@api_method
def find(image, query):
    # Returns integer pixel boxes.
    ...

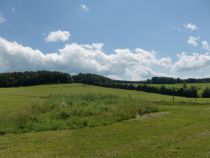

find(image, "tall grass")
[0,93,158,134]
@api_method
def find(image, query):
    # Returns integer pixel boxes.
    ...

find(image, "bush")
[202,87,210,98]
[0,131,5,135]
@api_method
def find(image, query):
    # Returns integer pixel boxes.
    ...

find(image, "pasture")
[0,83,210,157]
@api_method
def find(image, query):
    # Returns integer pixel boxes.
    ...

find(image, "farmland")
[0,83,210,157]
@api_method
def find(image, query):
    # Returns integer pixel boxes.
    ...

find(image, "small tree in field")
[189,86,198,101]
[183,82,188,89]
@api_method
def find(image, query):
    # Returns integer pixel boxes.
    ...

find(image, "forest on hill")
[0,71,210,98]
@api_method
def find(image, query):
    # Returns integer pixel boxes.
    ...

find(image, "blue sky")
[0,0,210,80]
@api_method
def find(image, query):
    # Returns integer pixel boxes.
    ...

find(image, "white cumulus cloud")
[80,4,90,12]
[46,30,70,42]
[172,52,210,72]
[187,36,199,47]
[184,23,197,31]
[202,41,210,51]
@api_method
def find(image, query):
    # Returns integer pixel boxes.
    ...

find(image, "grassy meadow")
[0,83,210,157]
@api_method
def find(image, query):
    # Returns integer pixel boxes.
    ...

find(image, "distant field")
[134,83,210,96]
[1,84,210,157]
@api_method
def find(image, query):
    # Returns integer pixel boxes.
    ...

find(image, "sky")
[0,0,210,80]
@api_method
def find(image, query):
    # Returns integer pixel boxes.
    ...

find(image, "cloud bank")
[0,37,170,80]
[0,37,210,80]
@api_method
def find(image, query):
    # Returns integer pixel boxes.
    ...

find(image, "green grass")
[0,83,210,157]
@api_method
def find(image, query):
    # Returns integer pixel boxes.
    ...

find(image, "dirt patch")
[136,111,170,120]
[197,131,210,136]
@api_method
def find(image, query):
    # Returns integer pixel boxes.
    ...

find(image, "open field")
[0,84,210,157]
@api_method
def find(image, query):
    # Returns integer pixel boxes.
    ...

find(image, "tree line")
[147,77,210,84]
[0,71,71,87]
[101,82,199,99]
[0,71,210,98]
